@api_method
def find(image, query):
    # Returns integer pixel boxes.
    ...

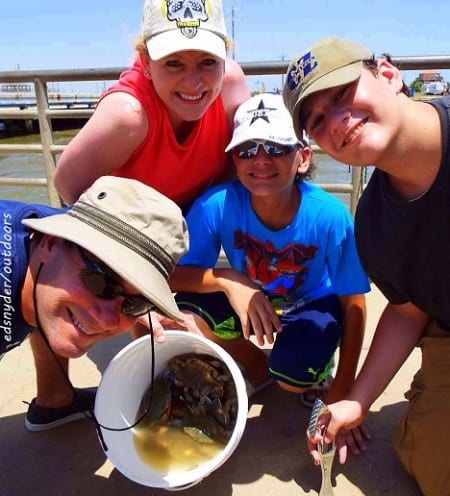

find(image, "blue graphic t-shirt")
[0,199,61,356]
[179,180,369,315]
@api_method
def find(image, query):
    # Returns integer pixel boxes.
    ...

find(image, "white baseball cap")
[142,0,228,61]
[225,93,300,152]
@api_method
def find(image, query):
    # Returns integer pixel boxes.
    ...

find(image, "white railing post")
[350,166,364,216]
[34,78,61,207]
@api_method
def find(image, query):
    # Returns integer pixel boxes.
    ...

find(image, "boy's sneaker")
[299,375,334,408]
[25,387,97,432]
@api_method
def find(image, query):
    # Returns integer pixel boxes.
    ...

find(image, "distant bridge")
[0,92,99,110]
[0,92,99,134]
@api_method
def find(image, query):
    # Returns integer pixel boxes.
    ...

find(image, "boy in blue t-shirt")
[169,93,370,431]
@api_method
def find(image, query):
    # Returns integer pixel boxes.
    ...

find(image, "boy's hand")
[307,400,370,464]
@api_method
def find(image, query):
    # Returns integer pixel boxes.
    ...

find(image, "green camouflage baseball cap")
[282,37,373,138]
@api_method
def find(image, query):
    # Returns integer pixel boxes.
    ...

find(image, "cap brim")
[225,130,262,152]
[22,215,183,322]
[225,125,271,151]
[292,61,363,139]
[147,30,226,60]
[225,122,299,152]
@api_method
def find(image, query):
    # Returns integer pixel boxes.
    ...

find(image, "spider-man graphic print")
[234,230,317,298]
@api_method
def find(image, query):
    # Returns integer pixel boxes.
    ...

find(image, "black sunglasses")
[234,140,297,159]
[75,244,154,317]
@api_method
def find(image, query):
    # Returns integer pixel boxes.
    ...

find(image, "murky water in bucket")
[94,332,248,489]
[133,353,237,473]
[134,423,224,473]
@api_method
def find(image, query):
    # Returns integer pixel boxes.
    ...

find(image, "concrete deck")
[0,284,422,496]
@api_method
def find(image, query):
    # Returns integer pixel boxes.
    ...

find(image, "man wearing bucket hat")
[0,176,188,432]
[169,94,370,434]
[283,37,450,494]
[54,0,249,208]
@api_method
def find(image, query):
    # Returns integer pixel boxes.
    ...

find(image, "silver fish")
[308,398,336,496]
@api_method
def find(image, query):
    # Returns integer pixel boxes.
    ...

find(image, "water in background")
[0,131,370,207]
[0,130,77,204]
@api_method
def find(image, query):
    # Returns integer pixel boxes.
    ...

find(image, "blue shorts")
[175,292,342,388]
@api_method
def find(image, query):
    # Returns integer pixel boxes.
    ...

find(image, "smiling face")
[25,236,142,358]
[233,142,311,200]
[147,50,224,129]
[299,60,405,167]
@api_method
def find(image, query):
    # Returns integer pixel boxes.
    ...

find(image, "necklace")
[408,187,430,202]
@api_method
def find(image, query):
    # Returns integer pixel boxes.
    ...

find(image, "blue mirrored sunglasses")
[234,140,297,159]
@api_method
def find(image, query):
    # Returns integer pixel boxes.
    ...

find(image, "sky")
[2,0,450,94]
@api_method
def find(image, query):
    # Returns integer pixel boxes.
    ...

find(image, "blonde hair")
[135,35,148,56]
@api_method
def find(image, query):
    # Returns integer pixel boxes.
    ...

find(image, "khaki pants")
[393,321,450,496]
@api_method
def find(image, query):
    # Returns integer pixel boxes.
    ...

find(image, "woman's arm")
[54,92,148,204]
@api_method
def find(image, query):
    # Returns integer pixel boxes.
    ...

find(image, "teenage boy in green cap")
[283,36,449,495]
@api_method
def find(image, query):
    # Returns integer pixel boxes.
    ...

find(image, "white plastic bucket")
[94,330,248,489]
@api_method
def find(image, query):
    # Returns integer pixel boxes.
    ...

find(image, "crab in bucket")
[137,353,238,445]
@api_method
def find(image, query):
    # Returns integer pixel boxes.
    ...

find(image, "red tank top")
[98,58,231,207]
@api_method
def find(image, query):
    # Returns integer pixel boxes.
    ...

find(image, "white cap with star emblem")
[225,93,300,152]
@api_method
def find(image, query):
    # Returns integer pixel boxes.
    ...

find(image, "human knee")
[277,381,308,394]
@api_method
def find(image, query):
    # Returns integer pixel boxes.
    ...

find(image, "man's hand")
[132,311,205,343]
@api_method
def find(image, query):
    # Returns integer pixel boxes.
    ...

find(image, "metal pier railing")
[1,55,450,211]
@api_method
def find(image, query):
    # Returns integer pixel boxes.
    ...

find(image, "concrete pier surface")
[0,284,422,496]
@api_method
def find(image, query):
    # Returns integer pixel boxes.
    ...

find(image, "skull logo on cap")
[167,0,208,38]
